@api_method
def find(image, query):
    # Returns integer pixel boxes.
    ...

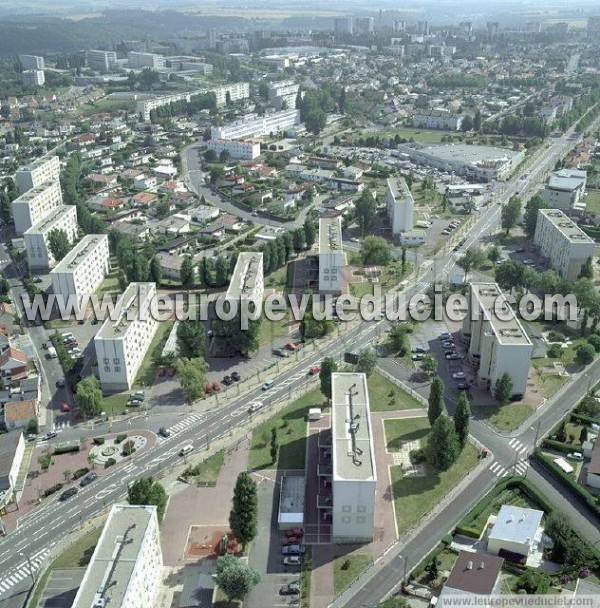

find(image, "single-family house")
[158,181,186,195]
[199,223,224,238]
[157,236,197,255]
[487,505,544,561]
[190,206,220,223]
[3,399,39,430]
[112,222,152,241]
[154,165,178,180]
[155,216,191,236]
[220,214,244,233]
[131,192,159,207]
[586,440,600,489]
[0,348,27,381]
[155,251,185,281]
[133,176,157,190]
[87,173,118,189]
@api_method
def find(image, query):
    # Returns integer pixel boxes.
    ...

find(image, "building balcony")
[317,463,332,478]
[317,494,333,509]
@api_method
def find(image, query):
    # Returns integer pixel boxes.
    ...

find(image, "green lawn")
[95,271,121,298]
[101,393,130,416]
[467,487,536,536]
[333,553,373,595]
[258,313,290,348]
[476,403,535,432]
[384,418,430,451]
[368,372,424,412]
[134,320,174,386]
[248,387,326,470]
[213,587,241,608]
[584,190,600,215]
[388,420,479,535]
[188,450,225,485]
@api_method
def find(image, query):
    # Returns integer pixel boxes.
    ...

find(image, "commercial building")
[22,70,45,87]
[533,209,595,280]
[0,433,25,512]
[24,205,79,270]
[539,169,587,212]
[487,505,544,560]
[318,216,345,295]
[385,177,414,235]
[128,51,165,69]
[463,282,533,398]
[334,17,354,35]
[397,143,523,182]
[19,55,45,70]
[210,109,301,141]
[12,180,63,235]
[86,49,118,72]
[50,234,110,299]
[226,252,264,308]
[168,56,214,74]
[16,155,61,194]
[268,79,300,111]
[94,282,159,392]
[71,504,162,608]
[412,109,463,131]
[206,139,261,161]
[136,83,250,121]
[436,551,503,608]
[331,372,377,542]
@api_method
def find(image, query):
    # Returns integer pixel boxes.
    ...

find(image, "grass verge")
[187,450,225,485]
[134,320,174,386]
[333,553,373,595]
[476,402,535,432]
[384,418,430,451]
[368,372,424,412]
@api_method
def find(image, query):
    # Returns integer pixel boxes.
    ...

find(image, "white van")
[179,444,193,456]
[308,408,322,421]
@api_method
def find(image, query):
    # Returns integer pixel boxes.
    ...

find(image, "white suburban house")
[331,372,377,543]
[487,505,544,560]
[11,180,63,235]
[533,209,596,280]
[318,216,346,295]
[50,234,110,300]
[16,155,60,194]
[71,505,162,608]
[94,283,159,392]
[463,282,533,398]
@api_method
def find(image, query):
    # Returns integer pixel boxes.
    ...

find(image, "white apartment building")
[19,55,45,70]
[136,83,250,121]
[50,234,110,299]
[86,49,118,72]
[412,109,463,131]
[463,282,533,398]
[16,155,60,194]
[268,79,299,110]
[386,177,414,235]
[207,139,261,160]
[12,180,62,235]
[128,51,165,69]
[331,373,377,542]
[94,282,159,392]
[210,109,301,141]
[24,205,79,270]
[22,70,45,87]
[540,169,587,212]
[319,216,346,295]
[533,209,595,280]
[71,505,162,608]
[226,252,264,308]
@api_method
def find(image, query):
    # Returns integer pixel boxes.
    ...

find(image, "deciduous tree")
[74,376,103,416]
[319,357,338,400]
[127,477,168,521]
[214,555,261,601]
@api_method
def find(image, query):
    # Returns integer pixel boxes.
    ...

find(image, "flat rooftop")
[538,209,594,244]
[470,282,532,346]
[489,505,544,544]
[331,373,376,482]
[0,433,21,481]
[319,216,343,254]
[405,143,521,165]
[547,169,586,192]
[12,180,58,202]
[72,504,157,608]
[278,474,305,526]
[18,155,58,172]
[52,234,108,274]
[226,252,263,299]
[96,282,155,340]
[26,204,76,235]
[387,177,412,202]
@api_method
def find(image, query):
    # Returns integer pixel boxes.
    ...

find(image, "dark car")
[411,347,426,354]
[158,427,171,438]
[222,375,233,386]
[58,487,78,501]
[231,371,241,381]
[80,472,98,487]
[282,544,306,556]
[457,383,470,391]
[280,583,301,596]
[56,378,66,388]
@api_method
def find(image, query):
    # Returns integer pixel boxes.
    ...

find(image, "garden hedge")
[53,444,80,455]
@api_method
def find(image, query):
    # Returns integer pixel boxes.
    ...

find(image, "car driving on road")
[58,487,78,501]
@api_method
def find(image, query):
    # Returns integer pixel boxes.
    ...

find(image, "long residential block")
[24,205,78,270]
[226,252,264,307]
[463,282,533,398]
[94,282,159,392]
[533,209,595,280]
[71,504,162,608]
[332,372,377,543]
[50,234,110,299]
[19,55,45,70]
[385,177,414,234]
[16,155,60,194]
[318,216,346,295]
[207,139,261,160]
[210,109,300,141]
[12,180,62,235]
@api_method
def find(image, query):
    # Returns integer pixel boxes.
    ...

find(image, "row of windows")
[341,504,367,513]
[341,515,367,524]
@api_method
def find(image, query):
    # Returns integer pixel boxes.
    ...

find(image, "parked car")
[283,556,302,567]
[285,342,298,351]
[444,349,457,356]
[282,545,306,556]
[42,431,57,440]
[273,348,290,358]
[158,427,171,438]
[280,583,301,596]
[127,398,142,407]
[452,372,466,380]
[308,366,320,375]
[281,536,301,546]
[222,376,233,386]
[132,391,145,401]
[411,353,424,361]
[26,434,37,442]
[411,347,426,354]
[56,378,66,388]
[286,528,304,537]
[231,371,241,382]
[567,452,583,461]
[58,487,78,501]
[80,472,98,487]
[446,353,461,360]
[179,445,193,457]
[457,383,470,391]
[439,332,452,340]
[442,341,454,348]
[261,380,274,391]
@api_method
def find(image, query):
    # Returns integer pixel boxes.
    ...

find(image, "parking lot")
[35,568,85,608]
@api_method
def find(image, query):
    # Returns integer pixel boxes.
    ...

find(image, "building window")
[341,516,351,524]
[115,366,121,372]
[342,505,351,513]
[104,366,110,372]
[357,505,366,513]
[356,516,366,524]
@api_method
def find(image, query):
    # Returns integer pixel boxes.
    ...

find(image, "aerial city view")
[0,1,599,607]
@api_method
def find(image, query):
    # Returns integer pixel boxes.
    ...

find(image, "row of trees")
[148,92,217,123]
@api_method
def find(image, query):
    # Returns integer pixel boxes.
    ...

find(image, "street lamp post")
[398,554,408,587]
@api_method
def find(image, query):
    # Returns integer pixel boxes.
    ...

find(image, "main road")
[0,121,597,607]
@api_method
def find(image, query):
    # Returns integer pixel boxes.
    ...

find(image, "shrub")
[547,330,564,342]
[73,467,90,480]
[43,483,63,497]
[341,558,351,570]
[93,437,105,445]
[122,440,136,456]
[54,443,80,455]
[38,454,52,470]
[410,448,426,463]
[104,457,117,468]
[547,343,563,358]
[115,433,127,444]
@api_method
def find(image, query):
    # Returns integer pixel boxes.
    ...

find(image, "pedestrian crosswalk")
[508,438,529,455]
[164,414,204,436]
[489,459,529,477]
[0,547,52,595]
